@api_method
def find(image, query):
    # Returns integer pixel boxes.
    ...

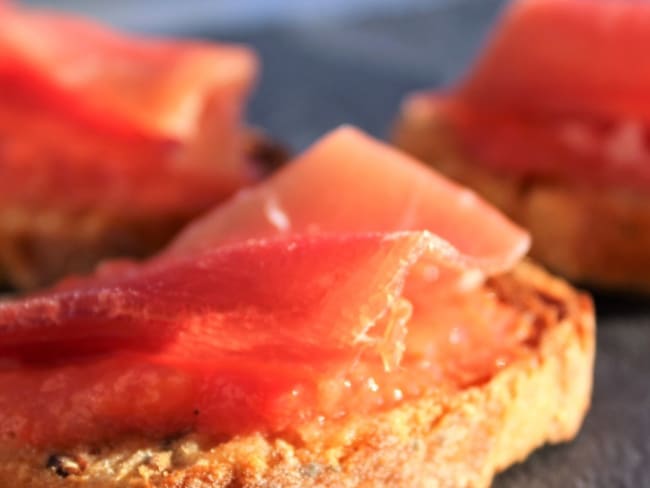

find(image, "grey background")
[22,0,650,486]
[25,0,461,32]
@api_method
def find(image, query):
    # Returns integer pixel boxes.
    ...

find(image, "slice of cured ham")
[0,3,258,214]
[168,127,529,271]
[461,0,650,122]
[410,0,650,190]
[0,128,530,447]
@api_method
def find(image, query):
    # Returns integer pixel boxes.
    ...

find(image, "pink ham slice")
[407,0,650,190]
[460,0,650,122]
[0,3,257,213]
[168,126,529,271]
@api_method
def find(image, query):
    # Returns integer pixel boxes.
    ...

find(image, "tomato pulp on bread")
[0,128,531,447]
[0,3,258,214]
[409,0,650,190]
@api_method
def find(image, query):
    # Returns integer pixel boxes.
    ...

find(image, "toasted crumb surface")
[0,131,288,291]
[394,100,650,293]
[0,262,595,488]
[0,208,190,292]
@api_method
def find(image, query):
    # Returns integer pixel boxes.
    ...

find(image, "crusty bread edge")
[0,130,288,291]
[394,97,650,293]
[0,261,594,488]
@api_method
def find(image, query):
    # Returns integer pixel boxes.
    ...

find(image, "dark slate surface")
[192,1,650,485]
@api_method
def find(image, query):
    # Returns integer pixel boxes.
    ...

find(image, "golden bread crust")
[0,261,595,487]
[0,131,288,291]
[394,99,650,292]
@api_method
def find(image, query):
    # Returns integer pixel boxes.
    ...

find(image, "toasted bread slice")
[0,261,594,488]
[0,132,287,291]
[394,99,650,292]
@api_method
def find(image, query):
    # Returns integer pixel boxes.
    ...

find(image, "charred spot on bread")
[246,131,291,175]
[46,454,85,478]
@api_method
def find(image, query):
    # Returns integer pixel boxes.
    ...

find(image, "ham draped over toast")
[0,127,533,447]
[0,2,258,214]
[404,0,650,190]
